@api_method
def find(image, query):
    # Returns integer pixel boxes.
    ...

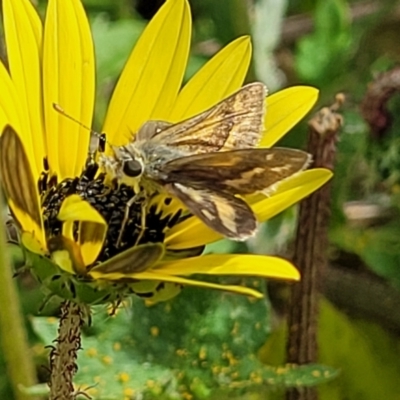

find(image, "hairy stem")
[49,301,84,400]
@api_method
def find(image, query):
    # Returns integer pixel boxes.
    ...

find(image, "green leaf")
[32,286,337,399]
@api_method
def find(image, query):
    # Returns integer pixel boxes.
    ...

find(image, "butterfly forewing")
[160,148,311,195]
[138,82,266,154]
[0,126,42,227]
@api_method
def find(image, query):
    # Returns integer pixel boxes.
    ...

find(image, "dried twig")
[361,67,400,137]
[285,95,344,400]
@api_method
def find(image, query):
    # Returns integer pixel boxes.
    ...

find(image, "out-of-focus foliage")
[296,0,353,86]
[260,300,400,400]
[32,288,337,399]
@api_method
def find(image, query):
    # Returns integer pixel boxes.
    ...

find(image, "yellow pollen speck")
[231,322,239,336]
[250,371,262,383]
[199,347,207,360]
[191,377,200,385]
[248,296,258,303]
[123,388,135,396]
[182,392,193,400]
[221,366,231,374]
[118,372,130,382]
[176,348,188,357]
[102,356,113,365]
[86,348,97,357]
[177,371,185,379]
[146,380,156,388]
[312,370,322,377]
[46,317,57,324]
[164,303,172,313]
[252,280,260,287]
[224,351,238,366]
[150,326,160,337]
[113,342,121,351]
[276,367,287,374]
[212,366,221,375]
[255,322,261,330]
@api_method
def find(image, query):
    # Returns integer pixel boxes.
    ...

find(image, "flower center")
[40,162,182,262]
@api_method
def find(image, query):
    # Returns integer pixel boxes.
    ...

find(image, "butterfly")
[0,126,267,304]
[99,82,311,242]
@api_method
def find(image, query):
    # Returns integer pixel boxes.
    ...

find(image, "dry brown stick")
[285,96,344,400]
[360,67,400,137]
[49,301,85,400]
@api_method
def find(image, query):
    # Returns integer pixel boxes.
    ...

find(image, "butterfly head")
[120,155,143,179]
[98,144,144,193]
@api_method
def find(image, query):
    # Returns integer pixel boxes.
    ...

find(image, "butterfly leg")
[116,193,139,248]
[134,200,147,246]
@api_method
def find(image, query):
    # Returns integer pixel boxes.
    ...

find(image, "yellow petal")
[154,253,300,280]
[43,0,95,179]
[252,169,333,222]
[97,270,264,298]
[21,231,47,255]
[78,221,107,266]
[7,199,45,249]
[142,282,182,304]
[62,220,74,241]
[165,169,332,249]
[129,280,183,303]
[3,0,45,175]
[48,235,86,274]
[169,36,252,121]
[165,213,220,249]
[57,195,106,266]
[261,86,319,147]
[0,63,37,177]
[102,0,191,146]
[58,195,106,225]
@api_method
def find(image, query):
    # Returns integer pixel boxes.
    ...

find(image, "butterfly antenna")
[53,103,108,158]
[52,103,102,138]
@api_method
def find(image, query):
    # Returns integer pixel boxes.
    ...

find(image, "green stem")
[0,201,39,399]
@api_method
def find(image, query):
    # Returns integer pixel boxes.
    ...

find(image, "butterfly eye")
[123,159,142,177]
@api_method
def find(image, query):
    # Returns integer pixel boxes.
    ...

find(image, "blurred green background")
[2,0,400,398]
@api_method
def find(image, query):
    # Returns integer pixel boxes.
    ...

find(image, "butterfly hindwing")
[166,183,257,240]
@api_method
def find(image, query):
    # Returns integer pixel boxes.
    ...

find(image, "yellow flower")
[0,0,332,303]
